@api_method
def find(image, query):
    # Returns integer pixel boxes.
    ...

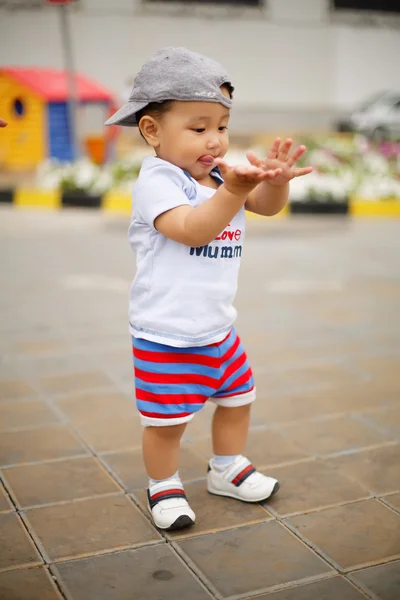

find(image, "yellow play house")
[0,67,116,170]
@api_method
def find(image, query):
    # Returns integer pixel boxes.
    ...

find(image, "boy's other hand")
[246,138,313,187]
[215,158,282,197]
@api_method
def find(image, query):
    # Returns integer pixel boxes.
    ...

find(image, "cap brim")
[105,101,148,127]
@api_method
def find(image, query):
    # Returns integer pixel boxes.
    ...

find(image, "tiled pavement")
[0,208,399,599]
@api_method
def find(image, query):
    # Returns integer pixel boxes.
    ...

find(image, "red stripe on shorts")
[139,410,192,419]
[219,351,247,387]
[225,367,253,391]
[134,367,218,387]
[220,334,240,363]
[135,387,206,405]
[133,347,221,368]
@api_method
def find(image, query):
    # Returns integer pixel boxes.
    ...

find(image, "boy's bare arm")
[154,162,280,247]
[245,182,289,217]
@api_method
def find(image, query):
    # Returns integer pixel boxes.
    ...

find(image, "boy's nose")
[206,136,220,150]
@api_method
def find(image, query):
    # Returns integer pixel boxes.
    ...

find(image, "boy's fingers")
[278,138,292,162]
[235,165,262,177]
[287,145,306,167]
[234,165,248,176]
[292,166,313,177]
[214,158,230,173]
[267,137,281,159]
[246,151,262,167]
[262,168,282,179]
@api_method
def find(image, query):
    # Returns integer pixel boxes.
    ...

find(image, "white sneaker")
[147,479,195,530]
[207,455,279,503]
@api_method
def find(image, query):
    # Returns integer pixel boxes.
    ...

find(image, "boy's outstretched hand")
[246,137,313,186]
[214,158,283,197]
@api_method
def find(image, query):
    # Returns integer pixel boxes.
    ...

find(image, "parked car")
[336,91,400,141]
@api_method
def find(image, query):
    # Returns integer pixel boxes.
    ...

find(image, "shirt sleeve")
[133,163,193,228]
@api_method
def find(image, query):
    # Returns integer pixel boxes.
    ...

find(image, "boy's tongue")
[198,155,215,167]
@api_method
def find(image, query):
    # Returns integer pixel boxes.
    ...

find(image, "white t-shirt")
[128,156,246,347]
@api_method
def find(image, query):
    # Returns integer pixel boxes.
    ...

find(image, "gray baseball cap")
[105,47,233,127]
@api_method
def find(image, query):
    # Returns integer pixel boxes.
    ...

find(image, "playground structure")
[0,67,117,170]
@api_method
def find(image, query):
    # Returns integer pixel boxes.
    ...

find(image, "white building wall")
[0,0,399,131]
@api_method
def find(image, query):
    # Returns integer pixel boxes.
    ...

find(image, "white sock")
[149,471,180,490]
[212,454,239,472]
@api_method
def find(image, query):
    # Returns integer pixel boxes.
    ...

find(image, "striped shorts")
[132,327,256,427]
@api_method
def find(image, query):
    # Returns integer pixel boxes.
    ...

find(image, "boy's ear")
[138,116,160,148]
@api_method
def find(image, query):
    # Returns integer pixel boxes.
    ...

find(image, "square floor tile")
[354,357,400,380]
[102,448,148,490]
[264,460,369,517]
[0,380,36,402]
[0,401,60,431]
[135,479,272,539]
[366,406,400,437]
[191,428,310,467]
[382,493,400,513]
[328,444,400,495]
[23,495,160,561]
[0,481,13,513]
[349,560,400,600]
[103,443,207,492]
[246,428,313,466]
[251,392,342,425]
[55,393,141,453]
[368,372,400,394]
[13,339,69,357]
[252,381,400,425]
[326,382,400,412]
[0,425,88,467]
[280,415,393,456]
[76,415,143,453]
[40,371,113,395]
[16,356,100,379]
[251,576,367,600]
[0,566,62,599]
[177,521,333,597]
[55,392,136,426]
[3,457,121,507]
[0,512,43,570]
[254,364,359,395]
[54,545,212,600]
[288,499,400,570]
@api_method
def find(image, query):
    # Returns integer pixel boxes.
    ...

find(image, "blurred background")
[1,4,400,598]
[0,0,399,207]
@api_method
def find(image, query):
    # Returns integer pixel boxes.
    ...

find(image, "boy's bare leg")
[211,404,251,455]
[142,423,187,480]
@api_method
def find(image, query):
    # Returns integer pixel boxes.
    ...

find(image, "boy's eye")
[193,128,205,133]
[219,126,228,131]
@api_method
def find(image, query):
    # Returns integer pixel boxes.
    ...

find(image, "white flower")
[357,177,400,199]
[360,152,391,176]
[308,149,340,171]
[289,172,352,201]
[91,170,114,195]
[73,159,100,189]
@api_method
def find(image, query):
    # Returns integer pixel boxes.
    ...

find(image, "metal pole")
[58,3,79,160]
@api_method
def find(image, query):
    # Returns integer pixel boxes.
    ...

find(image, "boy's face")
[142,87,230,182]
